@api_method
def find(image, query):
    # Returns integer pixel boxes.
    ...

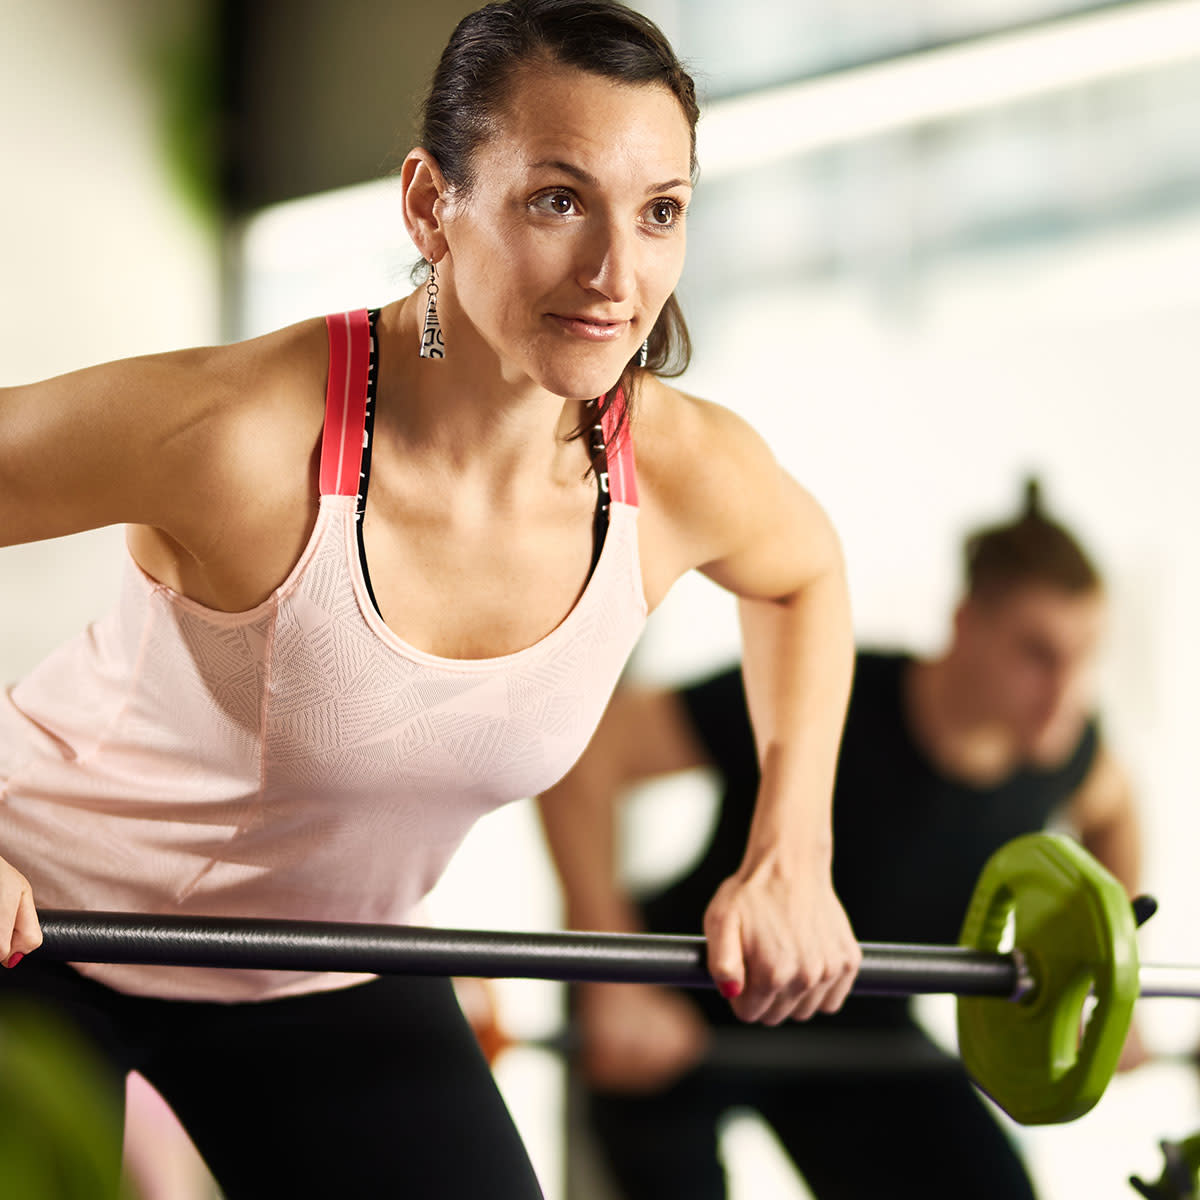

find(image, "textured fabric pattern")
[0,317,647,1002]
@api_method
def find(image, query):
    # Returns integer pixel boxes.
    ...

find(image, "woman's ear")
[401,148,451,264]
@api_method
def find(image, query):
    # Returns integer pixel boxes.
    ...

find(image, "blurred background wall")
[1,0,220,677]
[4,1,1200,1197]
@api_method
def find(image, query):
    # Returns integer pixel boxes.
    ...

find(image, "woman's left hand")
[703,851,861,1024]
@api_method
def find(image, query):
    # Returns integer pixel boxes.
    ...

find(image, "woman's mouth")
[548,314,630,343]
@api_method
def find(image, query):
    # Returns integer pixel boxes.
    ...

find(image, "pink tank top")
[0,311,647,1001]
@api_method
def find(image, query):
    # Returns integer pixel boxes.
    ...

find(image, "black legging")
[1,956,544,1199]
[582,1029,1038,1200]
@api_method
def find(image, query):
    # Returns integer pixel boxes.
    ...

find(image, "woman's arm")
[1,319,327,548]
[638,387,860,1024]
[0,350,229,967]
[1,320,327,606]
[1,348,231,548]
[0,322,324,964]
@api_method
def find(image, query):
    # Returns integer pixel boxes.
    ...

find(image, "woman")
[0,2,859,1195]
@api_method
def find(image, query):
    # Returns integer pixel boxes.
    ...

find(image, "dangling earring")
[419,263,445,359]
[638,338,649,368]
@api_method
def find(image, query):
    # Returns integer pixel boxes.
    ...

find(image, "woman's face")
[437,64,693,401]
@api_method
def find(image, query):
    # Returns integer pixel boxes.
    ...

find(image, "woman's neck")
[373,293,593,496]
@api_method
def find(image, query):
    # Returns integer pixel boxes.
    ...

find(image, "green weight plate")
[957,833,1139,1125]
[0,1000,129,1198]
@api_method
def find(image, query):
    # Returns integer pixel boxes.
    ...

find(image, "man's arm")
[1067,744,1147,1070]
[536,683,718,1091]
[1067,745,1141,896]
[537,684,711,932]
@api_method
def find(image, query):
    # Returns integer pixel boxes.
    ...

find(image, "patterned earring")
[419,263,445,359]
[638,338,649,368]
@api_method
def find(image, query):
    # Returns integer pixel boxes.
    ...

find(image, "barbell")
[29,833,1200,1126]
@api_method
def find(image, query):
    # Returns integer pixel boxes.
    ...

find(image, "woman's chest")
[257,500,645,798]
[360,505,597,659]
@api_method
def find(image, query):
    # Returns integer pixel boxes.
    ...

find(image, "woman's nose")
[578,221,636,303]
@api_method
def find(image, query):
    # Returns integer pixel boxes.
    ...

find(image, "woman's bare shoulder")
[1,316,331,547]
[4,313,328,423]
[632,376,780,511]
[155,315,329,412]
[634,378,840,604]
[630,376,791,599]
[171,315,331,463]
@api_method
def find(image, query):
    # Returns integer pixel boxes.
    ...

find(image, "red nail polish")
[3,952,24,969]
[718,981,742,1000]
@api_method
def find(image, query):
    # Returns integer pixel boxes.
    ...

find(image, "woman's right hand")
[578,982,709,1093]
[0,855,41,968]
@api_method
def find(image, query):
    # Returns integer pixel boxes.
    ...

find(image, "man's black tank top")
[641,651,1099,1029]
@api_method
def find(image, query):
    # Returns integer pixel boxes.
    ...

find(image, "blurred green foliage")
[0,999,134,1200]
[142,1,223,225]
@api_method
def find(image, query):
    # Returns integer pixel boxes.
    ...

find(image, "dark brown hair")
[964,477,1103,601]
[418,0,698,432]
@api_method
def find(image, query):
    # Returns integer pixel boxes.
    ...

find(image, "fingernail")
[3,952,24,969]
[718,981,742,999]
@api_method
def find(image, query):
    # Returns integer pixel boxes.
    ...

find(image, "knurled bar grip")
[35,910,1020,997]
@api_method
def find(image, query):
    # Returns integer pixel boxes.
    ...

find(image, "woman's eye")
[647,199,683,228]
[534,192,577,216]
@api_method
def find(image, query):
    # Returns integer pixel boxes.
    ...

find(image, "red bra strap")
[319,310,372,497]
[600,387,639,507]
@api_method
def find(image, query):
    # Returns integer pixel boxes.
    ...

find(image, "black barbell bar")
[35,909,1024,997]
[32,908,1200,1001]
